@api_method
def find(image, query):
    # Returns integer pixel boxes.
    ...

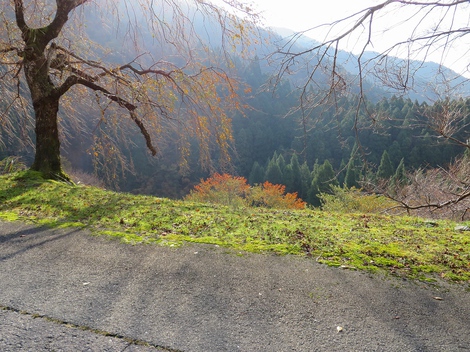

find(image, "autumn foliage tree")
[185,173,306,209]
[249,181,307,209]
[185,173,250,207]
[0,0,259,179]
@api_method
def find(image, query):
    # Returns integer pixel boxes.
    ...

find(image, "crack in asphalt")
[0,305,183,352]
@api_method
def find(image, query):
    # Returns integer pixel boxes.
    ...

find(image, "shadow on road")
[0,223,81,262]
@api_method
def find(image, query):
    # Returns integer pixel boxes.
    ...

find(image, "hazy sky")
[248,0,470,77]
[251,0,377,32]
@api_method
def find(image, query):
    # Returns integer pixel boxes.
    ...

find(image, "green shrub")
[320,186,396,213]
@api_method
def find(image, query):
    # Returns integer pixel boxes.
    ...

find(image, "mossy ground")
[1,171,469,283]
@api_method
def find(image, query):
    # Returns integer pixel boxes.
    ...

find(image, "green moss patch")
[1,172,469,282]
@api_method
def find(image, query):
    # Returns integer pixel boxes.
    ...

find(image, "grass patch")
[1,171,469,283]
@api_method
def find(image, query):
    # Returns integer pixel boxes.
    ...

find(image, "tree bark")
[14,0,80,180]
[30,96,65,178]
[21,45,68,179]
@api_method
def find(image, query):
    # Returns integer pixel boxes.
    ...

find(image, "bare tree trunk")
[22,44,67,180]
[30,96,64,178]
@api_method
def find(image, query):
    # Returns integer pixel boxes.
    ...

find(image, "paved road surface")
[0,221,469,351]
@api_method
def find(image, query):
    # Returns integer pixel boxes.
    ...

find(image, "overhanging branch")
[54,75,157,156]
[77,78,157,156]
[46,0,89,42]
[13,0,27,34]
[50,43,180,87]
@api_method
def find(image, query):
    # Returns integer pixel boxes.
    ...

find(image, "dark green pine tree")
[265,156,283,185]
[312,159,320,176]
[344,143,361,188]
[337,159,346,187]
[277,154,287,178]
[377,150,394,180]
[287,154,302,194]
[344,159,358,188]
[245,55,264,88]
[299,161,312,201]
[283,164,294,191]
[308,160,338,207]
[391,158,407,188]
[248,161,265,185]
[387,141,403,167]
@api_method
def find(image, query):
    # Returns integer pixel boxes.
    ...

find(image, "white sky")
[247,0,470,77]
[252,0,378,32]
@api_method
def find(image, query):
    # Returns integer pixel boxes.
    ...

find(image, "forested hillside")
[1,1,469,206]
[3,50,468,203]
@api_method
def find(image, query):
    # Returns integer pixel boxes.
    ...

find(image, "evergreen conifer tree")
[299,162,312,201]
[344,143,361,188]
[377,150,394,180]
[308,160,338,207]
[391,158,407,188]
[337,159,346,187]
[265,157,283,185]
[284,164,294,192]
[277,154,287,177]
[248,162,265,185]
[288,154,302,194]
[344,160,358,188]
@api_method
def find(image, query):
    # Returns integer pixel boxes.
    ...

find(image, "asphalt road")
[0,220,469,351]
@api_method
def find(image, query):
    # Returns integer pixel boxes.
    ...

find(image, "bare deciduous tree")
[0,0,259,179]
[272,0,469,216]
[273,0,469,126]
[383,154,470,220]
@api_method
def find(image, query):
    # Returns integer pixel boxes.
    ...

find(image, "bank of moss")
[1,171,469,282]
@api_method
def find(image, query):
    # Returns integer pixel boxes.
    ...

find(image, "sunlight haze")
[249,0,470,78]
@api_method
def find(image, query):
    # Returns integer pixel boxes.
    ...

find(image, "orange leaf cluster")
[186,173,249,206]
[249,181,306,209]
[186,174,306,209]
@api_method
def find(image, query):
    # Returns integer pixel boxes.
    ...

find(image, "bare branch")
[2,0,260,181]
[0,47,21,55]
[13,0,28,34]
[75,78,157,156]
[46,0,90,41]
[274,0,469,101]
[50,43,178,86]
[377,155,470,220]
